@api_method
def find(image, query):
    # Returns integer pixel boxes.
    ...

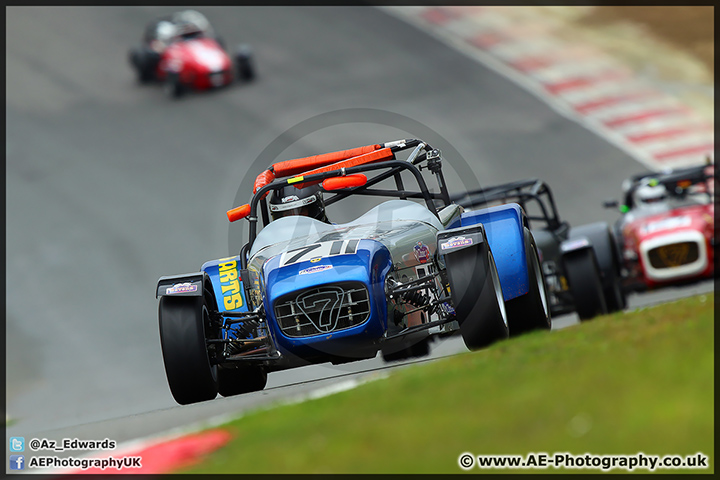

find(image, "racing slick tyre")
[164,73,186,99]
[505,228,551,336]
[603,269,627,313]
[381,346,411,362]
[599,239,627,313]
[445,244,508,350]
[158,295,218,405]
[380,337,430,362]
[572,223,627,313]
[409,336,431,358]
[218,365,267,397]
[129,47,158,84]
[563,249,608,321]
[235,45,255,81]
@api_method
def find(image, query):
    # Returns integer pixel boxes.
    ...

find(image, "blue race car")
[156,139,551,405]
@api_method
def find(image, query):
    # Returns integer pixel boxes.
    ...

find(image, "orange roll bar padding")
[227,204,251,222]
[272,144,382,177]
[293,148,395,189]
[253,169,276,194]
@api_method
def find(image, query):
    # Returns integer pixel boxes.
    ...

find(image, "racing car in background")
[603,162,715,291]
[156,138,551,404]
[452,179,626,320]
[129,10,254,98]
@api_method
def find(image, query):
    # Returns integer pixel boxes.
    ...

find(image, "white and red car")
[605,163,715,291]
[129,10,254,98]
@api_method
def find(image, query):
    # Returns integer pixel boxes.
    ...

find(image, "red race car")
[129,10,255,98]
[604,162,715,291]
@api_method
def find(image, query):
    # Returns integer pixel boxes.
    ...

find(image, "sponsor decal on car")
[218,260,243,310]
[640,216,692,235]
[166,282,198,295]
[299,265,333,275]
[561,238,590,252]
[414,241,431,264]
[440,236,473,250]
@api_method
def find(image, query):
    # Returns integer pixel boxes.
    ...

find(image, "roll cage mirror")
[322,174,367,191]
[602,199,619,209]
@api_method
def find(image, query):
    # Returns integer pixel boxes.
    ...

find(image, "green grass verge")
[183,294,714,474]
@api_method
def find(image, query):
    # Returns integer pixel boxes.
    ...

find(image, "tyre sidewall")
[456,248,509,350]
[159,295,218,404]
[563,249,608,320]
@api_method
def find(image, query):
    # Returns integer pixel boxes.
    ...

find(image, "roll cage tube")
[252,139,424,194]
[244,160,440,256]
[451,179,562,230]
[324,147,450,208]
[622,164,714,210]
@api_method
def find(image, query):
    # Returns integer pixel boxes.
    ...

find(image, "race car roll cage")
[233,139,453,269]
[218,139,462,364]
[618,163,714,211]
[450,178,562,231]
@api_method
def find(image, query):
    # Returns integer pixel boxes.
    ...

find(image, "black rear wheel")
[235,46,255,81]
[158,295,218,405]
[446,245,508,350]
[505,228,551,336]
[564,250,608,321]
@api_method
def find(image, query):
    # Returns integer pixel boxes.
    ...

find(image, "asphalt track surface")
[6,6,713,459]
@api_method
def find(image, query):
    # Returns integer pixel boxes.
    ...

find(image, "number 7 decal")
[279,240,359,266]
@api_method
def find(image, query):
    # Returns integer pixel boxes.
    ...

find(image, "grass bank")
[184,294,714,474]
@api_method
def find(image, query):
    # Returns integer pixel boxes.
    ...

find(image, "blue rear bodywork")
[448,204,529,301]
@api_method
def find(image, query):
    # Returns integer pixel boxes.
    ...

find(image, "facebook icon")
[9,455,24,470]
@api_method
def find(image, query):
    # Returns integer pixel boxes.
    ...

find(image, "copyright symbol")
[458,452,475,470]
[30,439,41,451]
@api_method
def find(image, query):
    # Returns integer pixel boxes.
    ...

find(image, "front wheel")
[235,45,255,81]
[129,46,158,84]
[602,245,627,313]
[603,273,627,313]
[218,366,267,397]
[164,73,185,98]
[564,249,608,321]
[380,337,430,363]
[505,228,551,336]
[158,295,218,405]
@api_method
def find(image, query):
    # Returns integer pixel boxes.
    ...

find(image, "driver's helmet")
[634,183,667,205]
[171,10,211,38]
[172,10,210,39]
[155,20,175,44]
[269,185,328,222]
